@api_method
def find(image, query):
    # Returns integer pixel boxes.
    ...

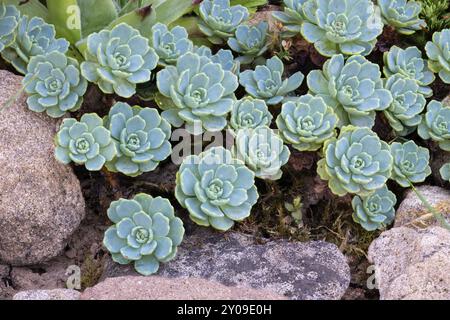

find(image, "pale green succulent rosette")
[390,141,431,187]
[195,46,240,74]
[383,74,426,136]
[440,163,450,182]
[227,22,269,64]
[229,97,273,131]
[307,54,392,128]
[156,52,238,135]
[299,0,383,57]
[198,0,249,45]
[276,94,338,151]
[55,114,117,171]
[425,29,450,84]
[383,46,435,97]
[233,127,291,180]
[23,51,87,118]
[104,102,172,177]
[272,0,307,37]
[239,56,304,105]
[379,0,426,35]
[81,23,158,98]
[352,186,397,231]
[0,4,20,53]
[151,23,193,66]
[1,16,69,74]
[317,126,393,197]
[103,194,185,276]
[175,147,259,231]
[418,100,450,151]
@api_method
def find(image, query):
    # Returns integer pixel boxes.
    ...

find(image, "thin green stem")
[410,183,450,231]
[0,75,36,114]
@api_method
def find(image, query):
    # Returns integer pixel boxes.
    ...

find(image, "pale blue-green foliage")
[352,186,397,231]
[104,102,172,177]
[383,46,435,97]
[229,97,273,131]
[227,22,269,64]
[272,0,307,37]
[0,4,19,52]
[276,94,338,151]
[1,16,69,74]
[425,29,450,84]
[317,126,393,196]
[379,0,426,35]
[103,193,185,276]
[23,51,87,118]
[233,127,290,180]
[239,56,304,105]
[151,23,193,66]
[299,0,383,57]
[175,147,258,231]
[440,163,450,182]
[390,141,431,187]
[55,114,117,171]
[383,74,426,135]
[195,46,240,74]
[308,54,392,128]
[198,0,249,44]
[81,23,158,98]
[418,100,450,151]
[156,52,238,135]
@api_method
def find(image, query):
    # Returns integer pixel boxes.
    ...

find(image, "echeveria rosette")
[300,0,383,57]
[1,16,69,74]
[352,186,397,231]
[276,94,338,151]
[440,163,450,182]
[175,147,259,231]
[233,127,290,180]
[229,97,273,131]
[195,46,240,74]
[418,100,450,151]
[55,114,117,171]
[390,141,431,187]
[103,194,185,276]
[81,23,158,98]
[425,29,450,84]
[227,22,269,64]
[383,74,426,136]
[151,23,193,66]
[0,4,19,52]
[156,52,238,135]
[198,0,249,45]
[317,126,393,197]
[104,102,172,177]
[23,51,87,118]
[378,0,426,35]
[239,56,304,105]
[383,46,435,97]
[307,54,392,128]
[272,0,307,37]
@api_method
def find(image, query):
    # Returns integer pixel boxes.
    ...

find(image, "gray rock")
[394,186,450,228]
[368,226,450,300]
[102,229,350,300]
[13,289,80,300]
[0,70,85,265]
[81,276,286,300]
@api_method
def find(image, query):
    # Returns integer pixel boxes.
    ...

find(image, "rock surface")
[13,289,80,300]
[102,229,350,300]
[81,276,286,300]
[0,70,85,265]
[368,226,450,300]
[394,186,450,228]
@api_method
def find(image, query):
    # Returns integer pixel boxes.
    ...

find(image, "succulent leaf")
[440,162,450,182]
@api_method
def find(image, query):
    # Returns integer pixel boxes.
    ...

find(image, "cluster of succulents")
[378,0,426,35]
[103,194,185,275]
